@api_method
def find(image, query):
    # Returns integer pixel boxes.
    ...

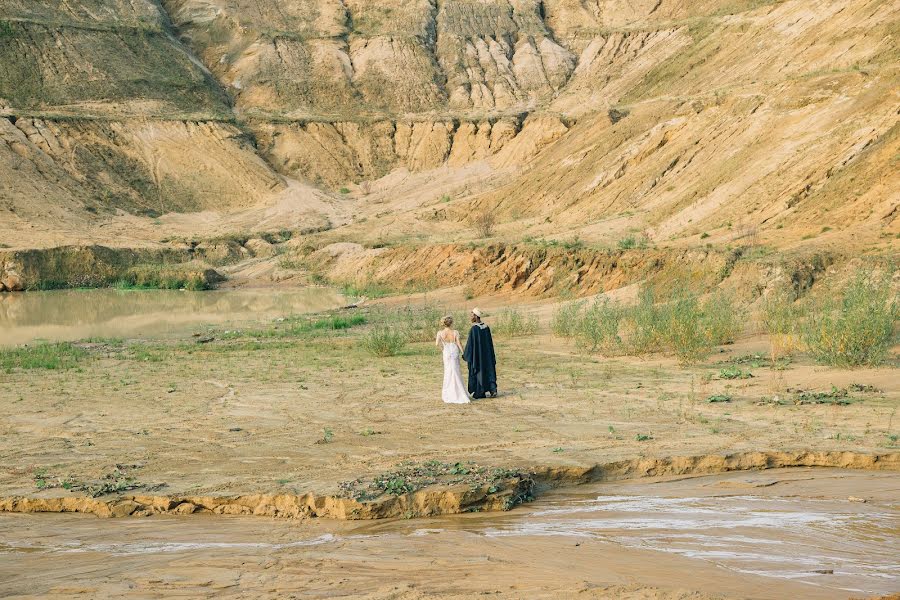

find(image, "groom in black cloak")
[462,308,497,399]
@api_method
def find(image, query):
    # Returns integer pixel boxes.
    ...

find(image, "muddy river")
[0,288,346,346]
[1,469,896,599]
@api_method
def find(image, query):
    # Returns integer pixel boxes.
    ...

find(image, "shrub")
[617,234,649,250]
[494,309,538,337]
[618,236,637,250]
[360,326,407,357]
[702,291,741,345]
[660,294,714,363]
[625,287,667,354]
[624,287,740,363]
[470,213,497,238]
[801,270,897,367]
[575,299,622,353]
[551,301,585,338]
[762,292,803,359]
[608,107,630,124]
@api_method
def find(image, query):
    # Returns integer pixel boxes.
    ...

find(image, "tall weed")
[494,309,539,337]
[801,270,897,367]
[360,326,408,357]
[762,292,803,359]
[575,299,622,353]
[551,301,585,338]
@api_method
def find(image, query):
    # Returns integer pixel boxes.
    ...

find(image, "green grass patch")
[112,264,218,291]
[223,313,368,340]
[360,325,407,357]
[1,342,87,371]
[338,460,533,507]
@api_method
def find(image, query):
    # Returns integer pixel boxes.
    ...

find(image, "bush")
[625,288,667,354]
[575,299,622,353]
[762,292,803,359]
[470,213,497,238]
[551,301,585,338]
[702,291,741,345]
[617,235,648,250]
[659,294,714,363]
[625,287,740,363]
[494,309,538,337]
[801,271,897,367]
[360,326,407,357]
[618,236,637,250]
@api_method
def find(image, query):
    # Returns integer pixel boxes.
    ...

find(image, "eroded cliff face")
[0,0,896,252]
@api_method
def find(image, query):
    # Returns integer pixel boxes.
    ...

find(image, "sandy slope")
[0,0,897,254]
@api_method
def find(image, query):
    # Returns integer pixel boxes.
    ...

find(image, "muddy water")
[0,469,896,599]
[0,287,346,346]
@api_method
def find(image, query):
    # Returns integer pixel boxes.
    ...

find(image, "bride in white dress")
[435,315,470,404]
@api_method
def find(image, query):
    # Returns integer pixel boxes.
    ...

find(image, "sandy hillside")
[0,0,896,254]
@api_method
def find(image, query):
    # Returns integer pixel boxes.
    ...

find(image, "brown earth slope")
[0,0,897,256]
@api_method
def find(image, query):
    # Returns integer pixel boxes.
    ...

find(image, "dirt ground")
[1,295,897,503]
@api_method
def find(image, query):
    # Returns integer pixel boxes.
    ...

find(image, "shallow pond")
[0,287,347,346]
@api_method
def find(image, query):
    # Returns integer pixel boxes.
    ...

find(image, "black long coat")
[463,323,497,398]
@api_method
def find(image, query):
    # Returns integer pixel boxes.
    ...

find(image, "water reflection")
[0,288,346,346]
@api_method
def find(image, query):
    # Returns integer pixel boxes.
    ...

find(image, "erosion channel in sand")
[1,468,897,599]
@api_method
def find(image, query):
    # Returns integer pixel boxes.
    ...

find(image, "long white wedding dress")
[437,330,470,404]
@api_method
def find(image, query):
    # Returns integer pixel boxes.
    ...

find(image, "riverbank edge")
[2,450,896,521]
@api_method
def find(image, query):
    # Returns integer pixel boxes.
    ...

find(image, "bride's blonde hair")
[442,315,454,327]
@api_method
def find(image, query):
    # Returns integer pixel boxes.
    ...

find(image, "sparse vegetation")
[113,267,211,291]
[222,313,367,339]
[626,289,740,363]
[551,287,742,363]
[494,309,539,337]
[551,300,585,338]
[360,325,408,357]
[618,236,638,250]
[789,385,859,406]
[800,270,897,367]
[608,106,630,124]
[574,298,622,353]
[763,291,804,360]
[338,460,533,507]
[1,343,87,371]
[719,366,752,380]
[471,212,497,238]
[707,394,732,403]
